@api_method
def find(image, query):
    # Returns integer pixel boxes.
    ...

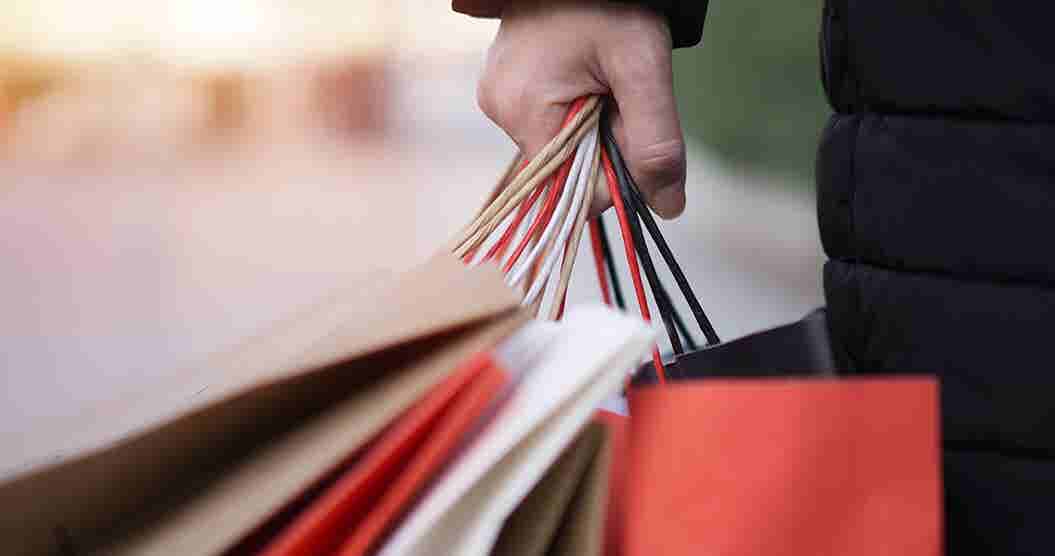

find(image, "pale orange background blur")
[1,1,823,475]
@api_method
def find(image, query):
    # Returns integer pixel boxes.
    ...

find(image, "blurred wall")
[0,1,827,475]
[674,0,829,186]
[0,0,404,164]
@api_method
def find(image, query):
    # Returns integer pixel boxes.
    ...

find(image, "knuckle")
[493,87,526,129]
[476,61,506,121]
[476,78,498,121]
[630,138,686,189]
[476,68,533,130]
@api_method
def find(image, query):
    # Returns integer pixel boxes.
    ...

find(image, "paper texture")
[440,334,643,556]
[377,306,653,556]
[0,254,520,556]
[491,423,604,556]
[624,378,941,556]
[547,422,612,556]
[593,411,629,556]
[258,354,509,556]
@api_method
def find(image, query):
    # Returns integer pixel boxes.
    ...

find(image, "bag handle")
[591,198,697,353]
[595,103,717,384]
[599,115,720,347]
[602,123,688,356]
[451,95,719,380]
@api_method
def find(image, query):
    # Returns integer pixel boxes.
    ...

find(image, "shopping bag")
[594,411,629,556]
[239,305,648,556]
[625,378,941,556]
[0,254,522,556]
[633,308,836,384]
[249,352,510,556]
[491,422,607,556]
[589,114,943,556]
[542,420,612,556]
[373,306,653,556]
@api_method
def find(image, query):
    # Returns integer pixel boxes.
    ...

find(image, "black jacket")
[817,3,1055,554]
[707,1,1055,553]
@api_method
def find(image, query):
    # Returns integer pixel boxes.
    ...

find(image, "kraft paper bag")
[374,307,652,556]
[545,421,612,556]
[249,352,511,556]
[0,254,521,556]
[594,410,629,556]
[491,423,606,556]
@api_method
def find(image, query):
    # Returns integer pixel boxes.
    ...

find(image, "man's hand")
[477,0,687,218]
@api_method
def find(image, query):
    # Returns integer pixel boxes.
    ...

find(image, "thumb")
[606,50,686,219]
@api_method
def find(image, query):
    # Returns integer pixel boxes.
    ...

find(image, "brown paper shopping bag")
[492,423,609,556]
[541,422,612,556]
[0,254,521,556]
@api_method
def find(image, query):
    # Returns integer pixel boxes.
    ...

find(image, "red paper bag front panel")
[624,378,941,556]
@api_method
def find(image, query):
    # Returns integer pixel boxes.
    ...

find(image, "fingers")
[476,0,686,220]
[604,36,686,219]
[478,11,605,160]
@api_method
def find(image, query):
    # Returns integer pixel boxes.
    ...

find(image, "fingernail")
[650,185,686,219]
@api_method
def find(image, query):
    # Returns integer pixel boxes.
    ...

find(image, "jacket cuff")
[452,1,707,48]
[451,0,503,18]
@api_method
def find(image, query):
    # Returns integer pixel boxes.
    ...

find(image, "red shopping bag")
[622,378,941,556]
[588,115,942,556]
[257,352,509,556]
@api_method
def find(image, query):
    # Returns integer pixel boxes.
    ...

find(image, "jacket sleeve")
[451,1,707,48]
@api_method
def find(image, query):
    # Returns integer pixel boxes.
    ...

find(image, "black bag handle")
[602,126,688,355]
[593,217,628,311]
[600,112,721,349]
[596,204,695,353]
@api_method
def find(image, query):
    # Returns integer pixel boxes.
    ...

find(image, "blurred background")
[1,1,828,473]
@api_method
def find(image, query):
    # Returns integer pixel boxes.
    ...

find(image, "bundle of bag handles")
[450,96,720,383]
